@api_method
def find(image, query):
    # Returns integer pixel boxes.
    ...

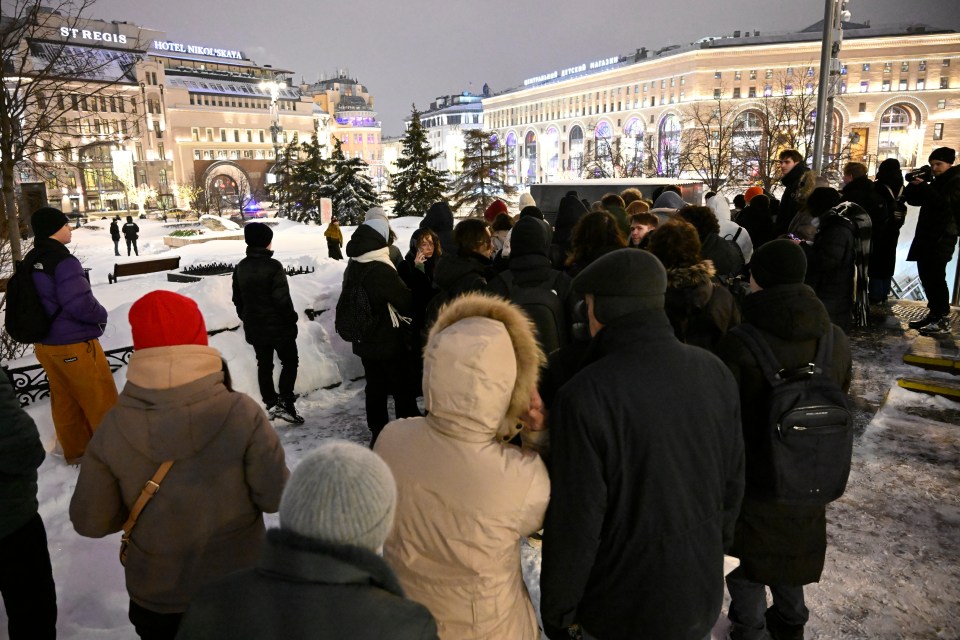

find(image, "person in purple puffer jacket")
[28,207,118,465]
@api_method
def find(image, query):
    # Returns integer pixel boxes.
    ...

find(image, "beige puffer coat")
[375,293,550,640]
[70,345,288,613]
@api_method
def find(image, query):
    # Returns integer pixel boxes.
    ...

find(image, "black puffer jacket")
[775,163,809,236]
[804,211,856,330]
[232,247,299,345]
[664,260,740,352]
[906,165,960,264]
[0,374,46,540]
[541,310,744,640]
[343,225,413,361]
[871,180,906,281]
[177,529,439,640]
[715,283,851,585]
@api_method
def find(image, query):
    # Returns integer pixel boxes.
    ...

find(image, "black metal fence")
[2,346,134,408]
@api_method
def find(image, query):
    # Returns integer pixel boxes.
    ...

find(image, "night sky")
[89,0,960,135]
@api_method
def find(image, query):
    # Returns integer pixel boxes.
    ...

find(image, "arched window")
[623,118,645,176]
[878,104,918,166]
[732,110,765,181]
[523,131,537,184]
[505,132,519,184]
[545,126,560,178]
[658,114,682,177]
[569,125,584,173]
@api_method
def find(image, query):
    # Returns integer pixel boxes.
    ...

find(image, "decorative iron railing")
[3,346,134,408]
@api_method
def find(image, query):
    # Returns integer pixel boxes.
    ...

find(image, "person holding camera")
[905,147,960,334]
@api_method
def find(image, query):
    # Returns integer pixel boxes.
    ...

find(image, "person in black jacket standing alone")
[774,150,810,236]
[716,240,851,640]
[905,147,960,334]
[233,222,303,423]
[109,216,121,256]
[122,215,140,256]
[540,249,744,640]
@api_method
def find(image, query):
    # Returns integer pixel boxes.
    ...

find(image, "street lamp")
[259,77,287,165]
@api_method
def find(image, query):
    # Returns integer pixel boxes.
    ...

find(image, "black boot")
[765,608,804,640]
[908,312,942,330]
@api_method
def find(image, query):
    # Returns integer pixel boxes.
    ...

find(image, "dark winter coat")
[122,221,140,240]
[843,176,888,275]
[906,165,960,264]
[232,247,299,346]
[775,163,809,235]
[550,195,588,268]
[109,220,121,241]
[664,260,740,351]
[397,230,440,358]
[715,283,851,586]
[803,211,857,330]
[700,231,745,278]
[343,224,414,361]
[0,373,46,540]
[176,529,439,640]
[541,309,745,640]
[871,180,907,281]
[30,237,108,345]
[420,202,455,256]
[431,252,495,303]
[735,202,776,249]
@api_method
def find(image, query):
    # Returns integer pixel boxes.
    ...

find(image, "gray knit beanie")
[279,440,397,550]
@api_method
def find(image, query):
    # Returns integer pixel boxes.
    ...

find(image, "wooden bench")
[108,256,181,284]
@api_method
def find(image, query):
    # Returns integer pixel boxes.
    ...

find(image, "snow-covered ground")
[1,215,958,639]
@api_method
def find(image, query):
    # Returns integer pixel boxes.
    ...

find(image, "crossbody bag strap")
[121,460,174,542]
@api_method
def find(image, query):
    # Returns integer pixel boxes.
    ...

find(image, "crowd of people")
[1,146,957,640]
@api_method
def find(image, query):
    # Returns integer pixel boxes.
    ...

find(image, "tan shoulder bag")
[120,461,174,566]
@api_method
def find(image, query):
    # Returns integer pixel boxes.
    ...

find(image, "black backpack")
[730,324,853,506]
[335,267,373,343]
[499,270,569,355]
[4,254,60,344]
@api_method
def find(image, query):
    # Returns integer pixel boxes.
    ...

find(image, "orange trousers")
[34,339,119,462]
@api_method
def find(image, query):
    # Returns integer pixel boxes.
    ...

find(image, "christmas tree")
[289,133,334,223]
[449,129,516,217]
[389,104,449,216]
[330,138,380,225]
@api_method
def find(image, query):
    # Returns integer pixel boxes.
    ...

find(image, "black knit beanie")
[751,239,807,289]
[244,222,273,248]
[929,147,956,165]
[31,207,70,239]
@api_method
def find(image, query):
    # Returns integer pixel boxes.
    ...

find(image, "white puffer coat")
[375,293,549,640]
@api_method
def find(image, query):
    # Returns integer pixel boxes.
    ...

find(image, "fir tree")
[449,129,516,217]
[269,135,301,219]
[389,104,449,216]
[288,133,334,223]
[330,138,380,225]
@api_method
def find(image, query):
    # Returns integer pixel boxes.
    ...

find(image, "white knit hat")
[279,440,397,550]
[518,192,536,209]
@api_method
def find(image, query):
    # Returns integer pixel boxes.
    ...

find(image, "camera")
[905,165,933,183]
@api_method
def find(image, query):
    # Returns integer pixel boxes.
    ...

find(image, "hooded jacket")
[375,294,549,640]
[343,224,414,361]
[232,246,299,345]
[716,283,851,585]
[664,260,740,351]
[69,345,288,613]
[540,308,744,640]
[709,195,754,263]
[420,202,456,256]
[176,529,439,640]
[30,237,108,345]
[650,191,686,225]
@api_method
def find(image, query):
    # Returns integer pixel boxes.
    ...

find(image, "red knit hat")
[129,291,208,350]
[483,199,508,222]
[744,186,764,203]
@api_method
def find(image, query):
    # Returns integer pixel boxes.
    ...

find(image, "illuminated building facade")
[482,23,960,185]
[410,91,485,176]
[302,73,384,191]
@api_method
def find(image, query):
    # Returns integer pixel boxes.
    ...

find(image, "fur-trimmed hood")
[665,260,717,309]
[424,293,545,443]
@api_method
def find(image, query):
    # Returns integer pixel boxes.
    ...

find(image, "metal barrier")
[3,346,134,408]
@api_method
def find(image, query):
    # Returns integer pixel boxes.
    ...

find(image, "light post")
[812,0,849,172]
[259,77,286,165]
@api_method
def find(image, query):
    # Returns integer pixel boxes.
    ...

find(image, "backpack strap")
[729,324,784,385]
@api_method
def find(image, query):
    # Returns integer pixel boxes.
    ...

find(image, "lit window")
[933,123,944,140]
